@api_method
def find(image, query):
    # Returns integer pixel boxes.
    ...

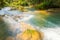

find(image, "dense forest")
[0,0,60,10]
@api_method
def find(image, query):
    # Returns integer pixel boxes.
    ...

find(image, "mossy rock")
[0,17,9,40]
[17,29,44,40]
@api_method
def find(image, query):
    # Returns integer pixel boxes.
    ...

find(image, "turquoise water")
[0,7,60,40]
[1,7,60,28]
[28,12,60,28]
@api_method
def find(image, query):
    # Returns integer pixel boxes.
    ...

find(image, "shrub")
[35,2,52,10]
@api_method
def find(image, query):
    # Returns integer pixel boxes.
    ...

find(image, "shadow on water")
[46,11,60,26]
[0,16,10,40]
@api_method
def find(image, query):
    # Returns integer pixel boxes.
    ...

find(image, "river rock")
[16,29,44,40]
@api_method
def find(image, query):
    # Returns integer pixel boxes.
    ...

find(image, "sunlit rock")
[16,29,44,40]
[34,10,50,16]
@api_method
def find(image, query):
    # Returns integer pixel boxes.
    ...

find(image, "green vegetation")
[0,0,60,10]
[27,0,60,9]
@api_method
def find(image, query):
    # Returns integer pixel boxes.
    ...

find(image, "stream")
[0,7,60,40]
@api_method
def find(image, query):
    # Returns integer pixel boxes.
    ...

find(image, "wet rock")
[16,29,44,40]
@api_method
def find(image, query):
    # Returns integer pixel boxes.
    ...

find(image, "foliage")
[0,0,5,9]
[0,0,60,10]
[26,0,42,5]
[34,0,60,10]
[0,0,28,9]
[35,2,51,9]
[4,0,26,7]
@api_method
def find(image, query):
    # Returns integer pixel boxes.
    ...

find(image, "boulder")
[16,29,44,40]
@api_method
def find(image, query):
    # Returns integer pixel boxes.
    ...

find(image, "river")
[0,7,60,40]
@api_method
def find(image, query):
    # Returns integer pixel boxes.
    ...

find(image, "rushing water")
[0,7,60,40]
[28,11,60,40]
[28,12,60,28]
[0,7,35,40]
